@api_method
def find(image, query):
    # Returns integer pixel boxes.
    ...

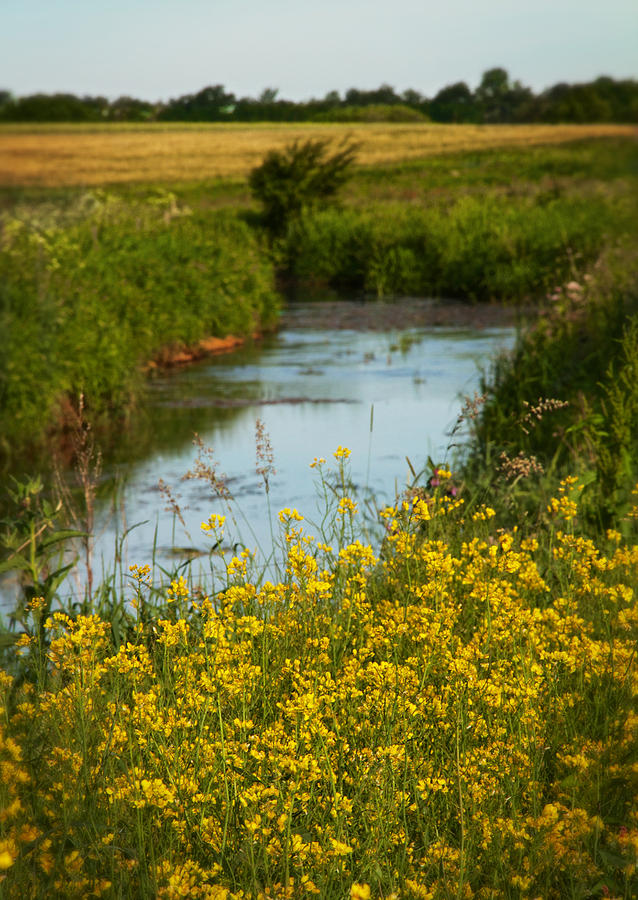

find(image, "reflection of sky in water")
[97,323,513,589]
[1,319,515,609]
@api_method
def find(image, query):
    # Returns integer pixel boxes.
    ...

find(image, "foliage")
[463,246,638,531]
[280,190,629,300]
[156,85,236,122]
[249,138,358,239]
[312,104,428,123]
[474,67,534,123]
[0,451,637,898]
[1,71,637,123]
[0,476,84,675]
[0,191,280,460]
[429,82,478,123]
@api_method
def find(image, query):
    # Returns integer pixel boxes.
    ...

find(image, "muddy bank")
[145,333,262,371]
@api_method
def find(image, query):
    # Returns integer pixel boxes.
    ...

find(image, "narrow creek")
[2,299,518,609]
[86,299,516,594]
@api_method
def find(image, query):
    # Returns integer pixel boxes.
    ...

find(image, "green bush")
[249,138,357,239]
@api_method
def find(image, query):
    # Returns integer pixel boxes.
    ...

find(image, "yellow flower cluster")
[202,513,226,533]
[0,466,637,898]
[547,475,583,522]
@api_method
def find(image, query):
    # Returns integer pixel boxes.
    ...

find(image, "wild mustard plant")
[0,451,636,898]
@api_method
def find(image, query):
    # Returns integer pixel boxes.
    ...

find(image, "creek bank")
[144,332,263,371]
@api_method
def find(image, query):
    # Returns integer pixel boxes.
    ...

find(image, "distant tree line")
[1,68,636,124]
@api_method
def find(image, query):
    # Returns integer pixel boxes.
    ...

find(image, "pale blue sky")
[2,0,636,101]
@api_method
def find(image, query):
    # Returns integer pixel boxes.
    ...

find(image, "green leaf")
[42,561,76,596]
[40,529,88,549]
[0,556,32,575]
[0,631,20,650]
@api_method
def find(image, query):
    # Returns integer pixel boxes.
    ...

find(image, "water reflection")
[87,309,514,592]
[0,304,515,609]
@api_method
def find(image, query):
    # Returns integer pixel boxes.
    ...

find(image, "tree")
[158,85,236,121]
[402,88,424,107]
[475,68,532,123]
[323,90,342,106]
[0,92,107,121]
[249,138,358,239]
[430,81,477,122]
[345,84,401,106]
[108,95,155,121]
[258,87,279,104]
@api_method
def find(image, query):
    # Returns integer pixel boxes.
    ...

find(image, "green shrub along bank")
[462,245,638,531]
[279,190,632,300]
[0,191,280,462]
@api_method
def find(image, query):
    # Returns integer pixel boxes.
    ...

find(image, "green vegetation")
[280,192,623,300]
[275,137,637,299]
[313,103,428,122]
[0,191,279,460]
[1,131,638,898]
[464,244,638,531]
[1,134,636,466]
[0,443,637,897]
[1,68,637,123]
[249,138,358,239]
[343,136,638,200]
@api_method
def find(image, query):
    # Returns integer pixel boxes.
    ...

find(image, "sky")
[2,0,637,103]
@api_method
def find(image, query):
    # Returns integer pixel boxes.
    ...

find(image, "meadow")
[0,122,634,186]
[1,126,638,898]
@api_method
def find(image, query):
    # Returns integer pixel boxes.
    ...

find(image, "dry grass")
[0,122,635,186]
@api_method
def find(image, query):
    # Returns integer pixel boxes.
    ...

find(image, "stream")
[89,300,515,593]
[2,299,517,608]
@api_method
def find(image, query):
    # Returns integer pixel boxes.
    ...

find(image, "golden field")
[0,121,635,186]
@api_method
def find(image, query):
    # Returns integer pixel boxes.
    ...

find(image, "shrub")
[248,138,358,239]
[282,193,618,300]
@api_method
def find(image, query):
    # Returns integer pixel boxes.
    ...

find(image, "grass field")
[0,122,635,186]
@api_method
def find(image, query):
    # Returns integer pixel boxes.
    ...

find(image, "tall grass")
[464,245,638,530]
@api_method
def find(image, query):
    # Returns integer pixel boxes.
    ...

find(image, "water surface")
[85,301,514,591]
